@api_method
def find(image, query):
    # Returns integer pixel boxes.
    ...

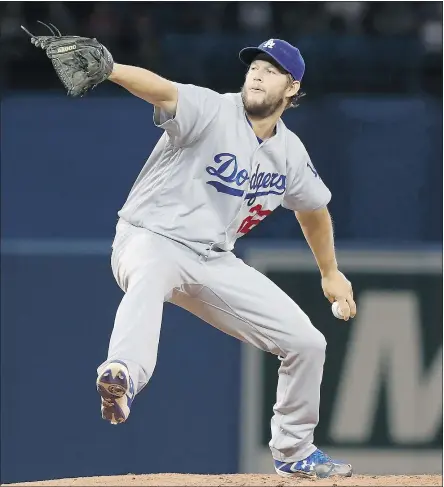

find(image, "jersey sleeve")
[282,138,331,212]
[153,83,221,147]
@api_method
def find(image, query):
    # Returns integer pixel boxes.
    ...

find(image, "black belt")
[212,246,225,252]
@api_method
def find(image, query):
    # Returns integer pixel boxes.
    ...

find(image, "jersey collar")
[245,113,279,145]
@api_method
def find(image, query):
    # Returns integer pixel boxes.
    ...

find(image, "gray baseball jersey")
[118,83,331,255]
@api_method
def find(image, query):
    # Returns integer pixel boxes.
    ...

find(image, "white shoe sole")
[96,362,132,424]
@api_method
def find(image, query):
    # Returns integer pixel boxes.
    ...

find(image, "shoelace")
[308,450,333,464]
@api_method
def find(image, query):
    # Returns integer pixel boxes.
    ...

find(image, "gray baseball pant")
[98,220,326,462]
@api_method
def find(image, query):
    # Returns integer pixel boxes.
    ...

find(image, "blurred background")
[1,1,442,484]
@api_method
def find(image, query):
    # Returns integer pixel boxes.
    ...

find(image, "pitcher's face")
[242,59,298,117]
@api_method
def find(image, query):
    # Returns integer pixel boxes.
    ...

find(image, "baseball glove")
[21,21,114,97]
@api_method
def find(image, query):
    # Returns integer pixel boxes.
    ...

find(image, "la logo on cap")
[262,39,275,49]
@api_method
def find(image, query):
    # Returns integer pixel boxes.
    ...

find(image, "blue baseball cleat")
[274,448,353,478]
[96,360,135,424]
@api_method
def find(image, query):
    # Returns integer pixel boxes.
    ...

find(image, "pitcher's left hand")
[321,270,356,321]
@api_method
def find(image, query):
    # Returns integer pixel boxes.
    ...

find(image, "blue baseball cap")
[239,38,305,82]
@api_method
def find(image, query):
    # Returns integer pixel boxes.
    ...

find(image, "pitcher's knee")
[281,319,326,358]
[311,328,327,354]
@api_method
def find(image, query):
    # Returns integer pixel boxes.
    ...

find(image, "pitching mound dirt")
[3,474,442,486]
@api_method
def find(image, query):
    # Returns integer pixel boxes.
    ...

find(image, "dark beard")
[241,87,284,118]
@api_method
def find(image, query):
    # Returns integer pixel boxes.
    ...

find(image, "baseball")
[331,301,344,319]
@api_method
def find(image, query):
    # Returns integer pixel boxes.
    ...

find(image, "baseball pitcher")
[25,25,357,479]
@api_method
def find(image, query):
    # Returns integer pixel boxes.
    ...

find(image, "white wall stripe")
[245,248,442,274]
[1,239,441,263]
[1,239,112,256]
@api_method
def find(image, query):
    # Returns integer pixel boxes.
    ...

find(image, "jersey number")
[237,204,272,234]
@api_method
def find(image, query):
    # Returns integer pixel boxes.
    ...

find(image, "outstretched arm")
[109,63,178,114]
[295,207,356,320]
